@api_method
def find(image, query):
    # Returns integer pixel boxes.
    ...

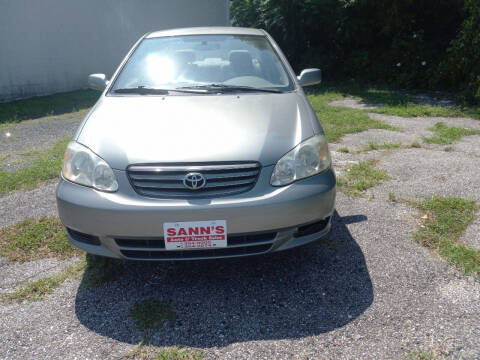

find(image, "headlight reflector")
[62,141,118,192]
[271,134,331,186]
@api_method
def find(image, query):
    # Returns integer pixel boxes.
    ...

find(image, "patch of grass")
[0,216,80,263]
[1,254,124,303]
[125,345,204,360]
[414,196,479,276]
[388,192,397,202]
[361,142,402,152]
[348,88,412,107]
[337,160,391,197]
[407,349,445,360]
[0,136,69,194]
[0,89,100,124]
[0,121,16,134]
[81,254,123,288]
[370,104,475,118]
[310,83,480,119]
[336,85,480,119]
[337,147,350,153]
[408,141,422,148]
[128,298,177,337]
[154,347,204,360]
[0,254,122,302]
[307,90,398,142]
[1,260,86,303]
[423,122,479,145]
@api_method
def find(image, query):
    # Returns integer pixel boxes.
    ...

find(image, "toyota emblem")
[183,172,206,190]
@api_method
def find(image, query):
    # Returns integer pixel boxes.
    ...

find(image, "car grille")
[127,162,261,198]
[114,231,276,260]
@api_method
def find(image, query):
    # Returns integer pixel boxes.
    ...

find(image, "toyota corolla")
[56,27,336,260]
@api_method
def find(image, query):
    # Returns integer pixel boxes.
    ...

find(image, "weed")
[0,136,70,194]
[0,216,80,263]
[361,142,402,152]
[81,254,124,288]
[414,196,479,276]
[1,260,85,303]
[337,160,391,197]
[125,345,204,360]
[408,141,422,148]
[423,122,479,145]
[389,192,397,202]
[128,298,177,337]
[307,90,398,142]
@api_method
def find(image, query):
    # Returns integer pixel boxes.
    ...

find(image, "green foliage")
[439,0,480,103]
[231,0,479,104]
[231,0,341,68]
[340,0,463,88]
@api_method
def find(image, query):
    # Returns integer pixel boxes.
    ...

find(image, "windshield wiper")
[177,84,283,93]
[113,86,169,95]
[113,86,208,95]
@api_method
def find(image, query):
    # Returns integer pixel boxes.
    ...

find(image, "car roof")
[146,27,266,38]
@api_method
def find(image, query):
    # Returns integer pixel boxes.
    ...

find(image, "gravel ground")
[0,257,79,294]
[0,107,479,359]
[329,98,381,110]
[1,197,478,360]
[371,147,480,201]
[461,218,480,250]
[329,112,480,153]
[0,180,58,228]
[0,180,60,284]
[0,110,85,171]
[329,95,456,109]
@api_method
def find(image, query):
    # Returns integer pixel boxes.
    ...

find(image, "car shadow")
[74,210,373,347]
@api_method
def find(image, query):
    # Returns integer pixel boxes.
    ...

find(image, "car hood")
[77,92,318,170]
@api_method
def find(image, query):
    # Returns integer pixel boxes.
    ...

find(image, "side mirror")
[88,74,109,91]
[297,68,321,87]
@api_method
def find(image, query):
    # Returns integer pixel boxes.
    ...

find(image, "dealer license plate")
[163,220,227,250]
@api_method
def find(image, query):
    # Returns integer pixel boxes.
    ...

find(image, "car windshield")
[110,34,294,93]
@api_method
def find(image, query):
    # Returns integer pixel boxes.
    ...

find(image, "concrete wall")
[0,0,230,101]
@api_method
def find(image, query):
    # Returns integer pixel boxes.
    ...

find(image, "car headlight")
[62,141,118,192]
[271,134,331,186]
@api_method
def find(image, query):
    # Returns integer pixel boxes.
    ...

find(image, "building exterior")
[0,0,230,101]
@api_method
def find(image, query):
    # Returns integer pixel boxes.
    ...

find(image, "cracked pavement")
[0,105,479,359]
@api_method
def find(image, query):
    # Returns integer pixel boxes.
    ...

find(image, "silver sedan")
[56,27,336,260]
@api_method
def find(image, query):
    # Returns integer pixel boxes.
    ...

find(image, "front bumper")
[56,166,336,260]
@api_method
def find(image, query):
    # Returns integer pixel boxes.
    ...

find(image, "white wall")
[0,0,230,101]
